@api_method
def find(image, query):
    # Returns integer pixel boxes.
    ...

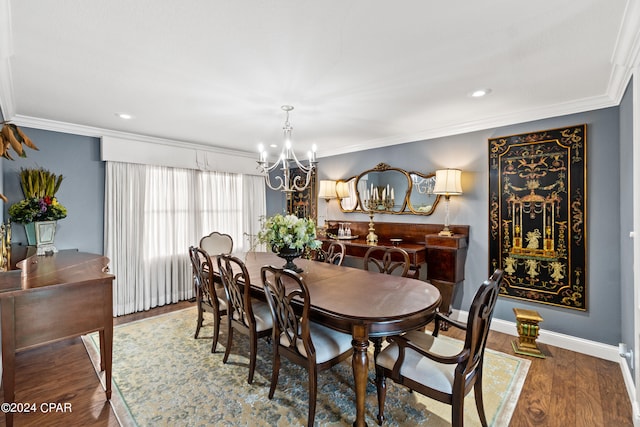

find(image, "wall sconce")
[433,169,462,236]
[317,180,337,227]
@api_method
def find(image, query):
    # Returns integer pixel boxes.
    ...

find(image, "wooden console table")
[322,220,468,318]
[0,250,115,427]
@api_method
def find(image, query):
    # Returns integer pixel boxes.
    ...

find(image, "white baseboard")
[451,308,639,423]
[619,357,640,426]
[450,308,620,361]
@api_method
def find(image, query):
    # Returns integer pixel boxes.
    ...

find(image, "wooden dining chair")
[314,241,346,266]
[216,254,273,384]
[188,246,227,353]
[363,246,412,358]
[199,231,233,256]
[260,265,353,427]
[363,246,411,277]
[374,269,504,427]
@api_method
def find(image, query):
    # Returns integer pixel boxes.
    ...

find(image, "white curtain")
[104,161,265,316]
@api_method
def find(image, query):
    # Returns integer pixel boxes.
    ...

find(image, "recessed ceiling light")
[269,144,278,148]
[470,89,492,98]
[115,112,134,119]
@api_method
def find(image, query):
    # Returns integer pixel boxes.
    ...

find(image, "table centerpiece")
[257,213,321,273]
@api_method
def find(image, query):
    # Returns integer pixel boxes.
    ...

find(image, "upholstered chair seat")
[376,329,463,394]
[232,298,273,332]
[278,322,353,364]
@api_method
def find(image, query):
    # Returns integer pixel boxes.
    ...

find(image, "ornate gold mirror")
[407,172,438,214]
[337,163,440,215]
[337,177,358,212]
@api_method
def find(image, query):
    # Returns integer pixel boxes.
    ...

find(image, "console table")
[0,250,115,427]
[322,220,468,318]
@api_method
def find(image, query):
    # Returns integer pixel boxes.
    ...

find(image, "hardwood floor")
[0,301,633,426]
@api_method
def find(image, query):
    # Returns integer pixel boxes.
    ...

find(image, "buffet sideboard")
[0,249,115,427]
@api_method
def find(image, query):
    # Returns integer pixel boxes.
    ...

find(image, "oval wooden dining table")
[241,252,441,427]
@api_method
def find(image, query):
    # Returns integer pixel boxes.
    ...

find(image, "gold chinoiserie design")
[511,307,545,358]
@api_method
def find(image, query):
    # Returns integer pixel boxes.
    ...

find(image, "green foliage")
[9,168,67,224]
[19,167,63,198]
[257,214,321,252]
[8,197,67,224]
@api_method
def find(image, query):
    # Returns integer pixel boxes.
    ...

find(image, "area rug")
[83,308,529,426]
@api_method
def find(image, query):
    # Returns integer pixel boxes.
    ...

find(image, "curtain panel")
[105,161,265,316]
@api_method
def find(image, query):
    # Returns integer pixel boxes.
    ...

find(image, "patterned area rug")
[83,308,529,426]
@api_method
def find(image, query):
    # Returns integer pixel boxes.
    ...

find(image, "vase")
[274,246,304,273]
[24,220,58,255]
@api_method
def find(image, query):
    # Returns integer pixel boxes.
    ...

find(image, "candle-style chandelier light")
[257,105,317,193]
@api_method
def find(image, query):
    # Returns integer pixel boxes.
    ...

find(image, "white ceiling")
[0,1,638,160]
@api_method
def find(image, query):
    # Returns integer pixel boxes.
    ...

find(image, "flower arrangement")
[8,167,67,224]
[257,213,321,252]
[8,197,67,224]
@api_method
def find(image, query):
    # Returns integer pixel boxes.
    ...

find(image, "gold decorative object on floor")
[512,308,546,358]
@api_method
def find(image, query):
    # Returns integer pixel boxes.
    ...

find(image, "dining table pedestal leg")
[351,324,369,427]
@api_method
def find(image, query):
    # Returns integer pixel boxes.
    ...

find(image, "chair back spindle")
[364,246,411,277]
[316,241,346,266]
[458,269,503,377]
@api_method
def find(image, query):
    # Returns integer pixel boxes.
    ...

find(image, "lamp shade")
[335,181,351,199]
[433,169,463,195]
[318,180,337,199]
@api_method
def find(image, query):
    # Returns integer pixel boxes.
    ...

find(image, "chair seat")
[280,322,353,364]
[377,330,463,395]
[231,298,273,332]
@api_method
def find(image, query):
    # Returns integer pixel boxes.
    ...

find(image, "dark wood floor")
[0,301,633,426]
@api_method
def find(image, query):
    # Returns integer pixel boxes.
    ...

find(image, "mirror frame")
[337,163,441,215]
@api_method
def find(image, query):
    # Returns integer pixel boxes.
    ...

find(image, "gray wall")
[620,78,635,375]
[1,127,104,255]
[292,106,624,345]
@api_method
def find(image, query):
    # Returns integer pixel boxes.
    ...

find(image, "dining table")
[240,251,441,427]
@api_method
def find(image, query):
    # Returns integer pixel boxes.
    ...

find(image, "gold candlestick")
[365,198,378,245]
[366,211,378,244]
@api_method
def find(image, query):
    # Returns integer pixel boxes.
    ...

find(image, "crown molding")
[608,0,640,103]
[10,114,255,159]
[0,0,15,119]
[7,90,620,160]
[326,93,620,158]
[611,0,640,68]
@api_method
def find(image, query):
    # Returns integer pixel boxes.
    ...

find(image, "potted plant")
[8,167,67,253]
[257,213,321,272]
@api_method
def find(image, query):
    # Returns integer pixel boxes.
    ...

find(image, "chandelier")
[257,105,317,193]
